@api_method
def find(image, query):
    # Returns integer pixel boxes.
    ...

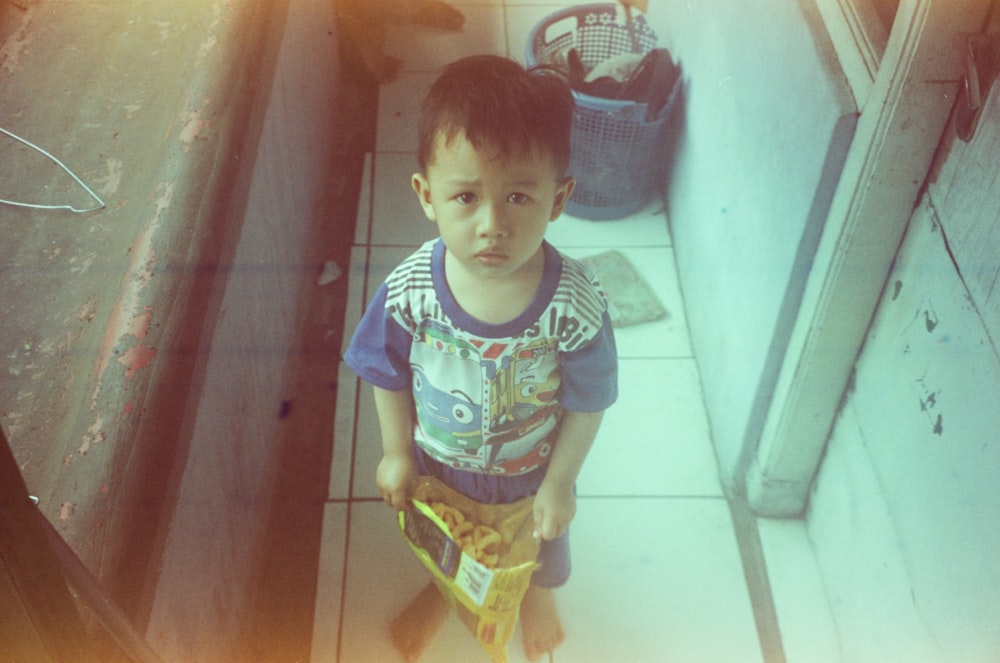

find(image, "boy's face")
[412,130,574,283]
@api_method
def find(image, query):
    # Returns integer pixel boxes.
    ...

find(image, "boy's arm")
[373,386,419,510]
[533,409,605,540]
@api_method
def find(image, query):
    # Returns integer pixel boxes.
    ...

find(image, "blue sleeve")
[558,310,618,412]
[343,283,413,391]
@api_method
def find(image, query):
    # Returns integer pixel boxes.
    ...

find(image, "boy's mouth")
[475,249,509,266]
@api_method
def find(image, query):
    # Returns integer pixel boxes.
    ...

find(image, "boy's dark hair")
[417,55,574,176]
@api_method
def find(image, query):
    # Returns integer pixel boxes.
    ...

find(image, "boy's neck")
[443,247,546,326]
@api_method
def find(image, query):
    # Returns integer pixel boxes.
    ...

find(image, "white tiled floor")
[312,3,768,661]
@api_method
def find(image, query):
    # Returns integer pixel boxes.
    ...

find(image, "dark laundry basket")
[526,3,678,220]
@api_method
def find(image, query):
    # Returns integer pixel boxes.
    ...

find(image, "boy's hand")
[376,451,418,511]
[532,478,576,541]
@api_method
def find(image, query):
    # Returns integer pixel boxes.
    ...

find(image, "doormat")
[579,250,668,328]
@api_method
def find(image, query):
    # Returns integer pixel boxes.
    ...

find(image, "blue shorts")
[413,444,571,588]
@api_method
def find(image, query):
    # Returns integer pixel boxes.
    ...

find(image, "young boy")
[344,55,618,662]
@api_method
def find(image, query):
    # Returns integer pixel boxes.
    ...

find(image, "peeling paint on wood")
[90,183,171,407]
[0,4,36,74]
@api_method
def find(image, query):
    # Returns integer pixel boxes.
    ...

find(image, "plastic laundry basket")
[526,4,678,220]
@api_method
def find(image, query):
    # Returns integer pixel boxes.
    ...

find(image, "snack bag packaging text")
[399,475,541,663]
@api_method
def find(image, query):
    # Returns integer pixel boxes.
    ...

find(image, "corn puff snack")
[429,500,504,568]
[398,476,541,663]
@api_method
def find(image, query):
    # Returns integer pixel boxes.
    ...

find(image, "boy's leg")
[388,446,452,661]
[521,532,570,661]
[521,586,564,662]
[390,581,450,663]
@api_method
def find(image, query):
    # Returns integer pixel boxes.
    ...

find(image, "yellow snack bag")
[399,475,540,663]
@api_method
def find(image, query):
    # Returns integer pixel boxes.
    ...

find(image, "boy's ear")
[549,176,576,221]
[412,172,437,222]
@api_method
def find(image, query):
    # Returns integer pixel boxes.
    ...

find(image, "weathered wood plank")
[929,75,1000,346]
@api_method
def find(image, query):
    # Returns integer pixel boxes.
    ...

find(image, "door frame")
[746,0,994,516]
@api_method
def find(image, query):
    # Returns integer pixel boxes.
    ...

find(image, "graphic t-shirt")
[345,239,617,475]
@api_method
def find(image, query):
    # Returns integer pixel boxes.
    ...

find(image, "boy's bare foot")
[520,585,564,661]
[390,581,450,662]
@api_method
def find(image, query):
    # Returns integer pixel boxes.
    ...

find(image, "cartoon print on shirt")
[489,339,560,426]
[482,408,560,473]
[411,328,565,473]
[412,365,482,451]
[394,262,605,473]
[346,240,615,476]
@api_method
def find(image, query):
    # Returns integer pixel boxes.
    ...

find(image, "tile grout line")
[729,496,787,663]
[334,499,352,663]
[324,494,728,505]
[342,241,372,507]
[335,232,379,659]
[363,242,675,250]
[334,293,365,663]
[335,146,376,657]
[576,494,727,501]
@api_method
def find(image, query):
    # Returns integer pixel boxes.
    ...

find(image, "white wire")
[0,125,106,214]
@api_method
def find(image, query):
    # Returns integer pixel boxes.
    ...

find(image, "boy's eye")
[455,192,477,205]
[507,192,530,205]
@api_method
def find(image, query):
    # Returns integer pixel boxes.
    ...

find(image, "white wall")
[643,0,856,484]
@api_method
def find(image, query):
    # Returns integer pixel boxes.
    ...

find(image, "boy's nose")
[477,203,507,237]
